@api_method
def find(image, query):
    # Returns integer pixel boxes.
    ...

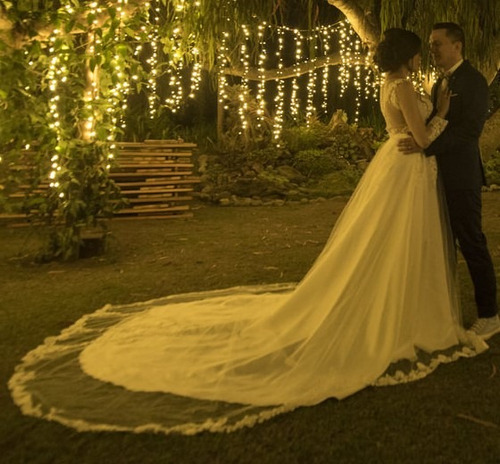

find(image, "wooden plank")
[114,179,199,187]
[120,188,193,194]
[117,151,193,157]
[9,192,46,198]
[112,163,194,169]
[116,142,197,149]
[115,205,190,214]
[112,212,193,220]
[0,213,29,219]
[120,196,193,204]
[109,172,194,178]
[144,140,197,148]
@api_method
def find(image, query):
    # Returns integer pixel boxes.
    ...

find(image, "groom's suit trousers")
[445,189,498,318]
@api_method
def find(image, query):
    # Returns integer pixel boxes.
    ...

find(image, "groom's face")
[429,29,462,71]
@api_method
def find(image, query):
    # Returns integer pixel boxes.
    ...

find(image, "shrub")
[485,149,500,186]
[292,149,338,178]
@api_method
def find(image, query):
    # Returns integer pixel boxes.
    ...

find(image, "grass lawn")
[1,194,499,464]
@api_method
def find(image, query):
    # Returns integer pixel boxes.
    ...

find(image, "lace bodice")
[380,78,447,145]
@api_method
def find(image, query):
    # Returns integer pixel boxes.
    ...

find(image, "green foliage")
[209,84,274,170]
[308,168,363,197]
[281,120,332,152]
[485,149,500,186]
[219,85,274,153]
[202,108,384,200]
[246,146,288,166]
[292,149,338,178]
[0,1,151,260]
[280,111,379,179]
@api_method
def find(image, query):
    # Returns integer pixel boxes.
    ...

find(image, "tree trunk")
[327,0,380,49]
[216,79,224,139]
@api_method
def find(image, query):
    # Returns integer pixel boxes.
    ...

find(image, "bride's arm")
[396,81,449,149]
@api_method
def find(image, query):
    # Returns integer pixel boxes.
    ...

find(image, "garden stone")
[276,165,307,183]
[197,154,208,173]
[286,189,302,200]
[251,162,264,173]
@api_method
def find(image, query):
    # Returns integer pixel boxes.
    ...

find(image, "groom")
[401,22,499,339]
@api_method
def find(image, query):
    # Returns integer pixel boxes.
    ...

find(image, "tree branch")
[223,51,346,81]
[327,0,380,49]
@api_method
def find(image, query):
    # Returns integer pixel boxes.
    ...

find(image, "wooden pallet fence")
[0,140,200,222]
[111,140,199,219]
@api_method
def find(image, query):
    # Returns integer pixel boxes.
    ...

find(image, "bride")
[9,29,488,435]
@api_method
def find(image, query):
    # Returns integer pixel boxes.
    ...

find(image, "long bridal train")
[9,132,487,435]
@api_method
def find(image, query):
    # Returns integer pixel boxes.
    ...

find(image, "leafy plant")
[292,149,337,178]
[0,1,151,260]
[484,149,500,186]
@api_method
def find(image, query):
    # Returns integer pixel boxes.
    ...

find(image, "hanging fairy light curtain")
[272,28,285,143]
[217,32,230,111]
[256,22,267,129]
[290,29,302,120]
[42,0,134,196]
[238,24,251,135]
[214,20,378,140]
[143,16,378,139]
[338,19,379,123]
[45,25,68,196]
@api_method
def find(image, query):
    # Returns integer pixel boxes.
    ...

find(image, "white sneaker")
[470,315,500,340]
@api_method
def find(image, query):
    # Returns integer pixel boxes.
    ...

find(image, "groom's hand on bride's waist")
[398,135,421,154]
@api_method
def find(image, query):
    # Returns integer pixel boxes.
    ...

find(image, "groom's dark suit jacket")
[426,60,489,191]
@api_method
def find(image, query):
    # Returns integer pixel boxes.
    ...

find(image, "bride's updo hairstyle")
[373,28,421,72]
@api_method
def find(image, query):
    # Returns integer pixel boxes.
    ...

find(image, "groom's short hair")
[433,22,466,56]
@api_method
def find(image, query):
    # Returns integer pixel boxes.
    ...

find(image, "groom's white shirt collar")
[444,59,464,76]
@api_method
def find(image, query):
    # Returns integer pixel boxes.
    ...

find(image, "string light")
[189,51,202,98]
[290,29,303,120]
[217,32,230,111]
[321,28,332,114]
[146,0,160,117]
[272,28,285,144]
[237,25,251,136]
[256,22,267,128]
[305,70,317,125]
[45,27,67,196]
[337,20,379,122]
[338,20,350,97]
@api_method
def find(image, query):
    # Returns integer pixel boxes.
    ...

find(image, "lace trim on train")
[8,285,489,436]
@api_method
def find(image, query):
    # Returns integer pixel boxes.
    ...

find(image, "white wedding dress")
[9,79,487,435]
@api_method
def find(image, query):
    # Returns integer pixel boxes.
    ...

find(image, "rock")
[356,159,369,170]
[219,198,231,206]
[232,178,285,197]
[197,154,208,173]
[276,165,306,183]
[251,162,264,173]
